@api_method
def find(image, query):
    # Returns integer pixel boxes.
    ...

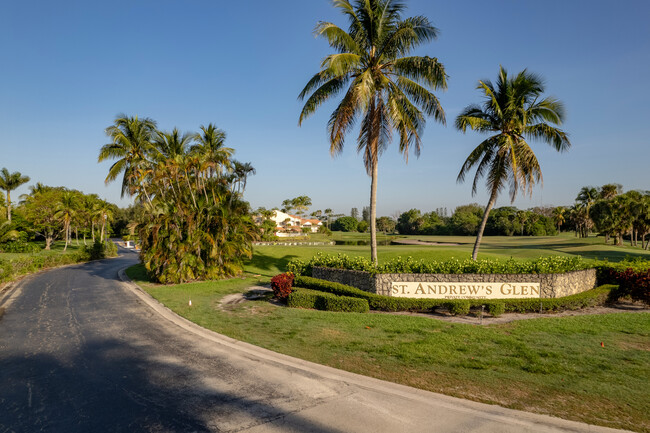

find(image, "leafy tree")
[21,189,64,249]
[350,207,359,220]
[357,220,369,232]
[0,168,30,222]
[332,216,360,232]
[376,216,396,233]
[397,209,423,235]
[299,0,447,264]
[456,66,570,259]
[450,204,483,236]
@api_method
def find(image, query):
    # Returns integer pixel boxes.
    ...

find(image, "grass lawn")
[127,263,650,432]
[245,232,650,277]
[0,241,87,261]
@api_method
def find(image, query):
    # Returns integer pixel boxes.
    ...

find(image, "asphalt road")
[0,249,628,433]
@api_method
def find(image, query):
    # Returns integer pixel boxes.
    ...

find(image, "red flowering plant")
[271,272,295,300]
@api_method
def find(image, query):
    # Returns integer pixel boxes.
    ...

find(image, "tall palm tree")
[298,0,447,264]
[98,114,157,203]
[55,191,77,251]
[190,124,233,179]
[0,168,30,222]
[456,66,570,260]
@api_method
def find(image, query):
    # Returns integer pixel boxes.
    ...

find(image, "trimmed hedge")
[287,288,369,313]
[293,276,615,315]
[287,253,590,276]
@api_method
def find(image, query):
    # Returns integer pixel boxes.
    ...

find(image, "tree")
[552,206,567,232]
[21,189,64,250]
[450,204,483,236]
[332,216,360,232]
[396,209,423,234]
[350,207,359,220]
[54,191,78,251]
[0,168,30,222]
[98,114,158,203]
[299,0,447,264]
[456,66,570,260]
[376,216,396,233]
[361,206,370,223]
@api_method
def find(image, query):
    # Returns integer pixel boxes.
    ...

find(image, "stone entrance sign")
[390,281,540,299]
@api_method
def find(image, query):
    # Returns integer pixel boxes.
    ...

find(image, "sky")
[1,0,648,217]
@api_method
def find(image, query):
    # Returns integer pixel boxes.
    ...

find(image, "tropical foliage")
[0,168,30,222]
[456,66,570,260]
[299,0,447,264]
[99,115,258,283]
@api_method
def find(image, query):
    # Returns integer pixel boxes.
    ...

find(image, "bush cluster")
[293,276,614,315]
[0,241,42,254]
[270,272,295,299]
[0,242,119,283]
[601,268,649,304]
[287,253,590,277]
[287,288,369,313]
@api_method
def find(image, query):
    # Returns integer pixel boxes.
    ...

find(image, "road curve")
[0,249,629,433]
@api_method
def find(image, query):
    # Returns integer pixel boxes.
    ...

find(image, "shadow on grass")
[244,251,299,276]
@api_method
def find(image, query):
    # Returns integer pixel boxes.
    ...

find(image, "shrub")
[287,253,590,277]
[446,300,470,316]
[82,240,118,261]
[603,268,650,304]
[293,275,614,315]
[271,272,295,299]
[0,241,41,253]
[331,216,360,232]
[287,288,369,313]
[487,302,505,317]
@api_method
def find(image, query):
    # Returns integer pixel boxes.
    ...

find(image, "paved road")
[0,250,627,432]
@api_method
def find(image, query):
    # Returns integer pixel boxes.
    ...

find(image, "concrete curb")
[117,268,631,433]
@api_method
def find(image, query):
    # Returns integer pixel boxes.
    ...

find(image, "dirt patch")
[219,286,272,309]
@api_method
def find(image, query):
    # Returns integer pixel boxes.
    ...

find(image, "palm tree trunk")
[369,157,378,265]
[6,190,11,222]
[472,189,498,261]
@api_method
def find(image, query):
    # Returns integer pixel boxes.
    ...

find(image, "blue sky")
[1,0,648,217]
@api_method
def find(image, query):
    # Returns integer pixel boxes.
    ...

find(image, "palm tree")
[98,114,157,203]
[298,0,447,264]
[55,191,77,251]
[0,168,30,222]
[456,66,570,260]
[190,124,233,179]
[552,206,567,232]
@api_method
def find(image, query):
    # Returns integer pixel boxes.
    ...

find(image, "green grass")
[0,241,87,261]
[245,232,650,276]
[128,263,650,432]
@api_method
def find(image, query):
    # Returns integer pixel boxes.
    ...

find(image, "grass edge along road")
[126,264,650,433]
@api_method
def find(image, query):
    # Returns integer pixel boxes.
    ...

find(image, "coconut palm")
[98,114,157,203]
[190,124,233,179]
[0,168,30,222]
[456,66,570,260]
[552,206,567,232]
[298,0,447,264]
[55,191,78,251]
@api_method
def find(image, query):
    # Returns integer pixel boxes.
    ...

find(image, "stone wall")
[312,266,597,299]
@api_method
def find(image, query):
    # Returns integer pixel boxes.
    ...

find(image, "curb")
[117,268,631,433]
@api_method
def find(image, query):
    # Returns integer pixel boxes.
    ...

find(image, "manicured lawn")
[128,264,650,432]
[245,232,650,276]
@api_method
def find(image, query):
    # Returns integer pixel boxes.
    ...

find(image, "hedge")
[293,276,615,315]
[287,288,369,313]
[287,253,590,276]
